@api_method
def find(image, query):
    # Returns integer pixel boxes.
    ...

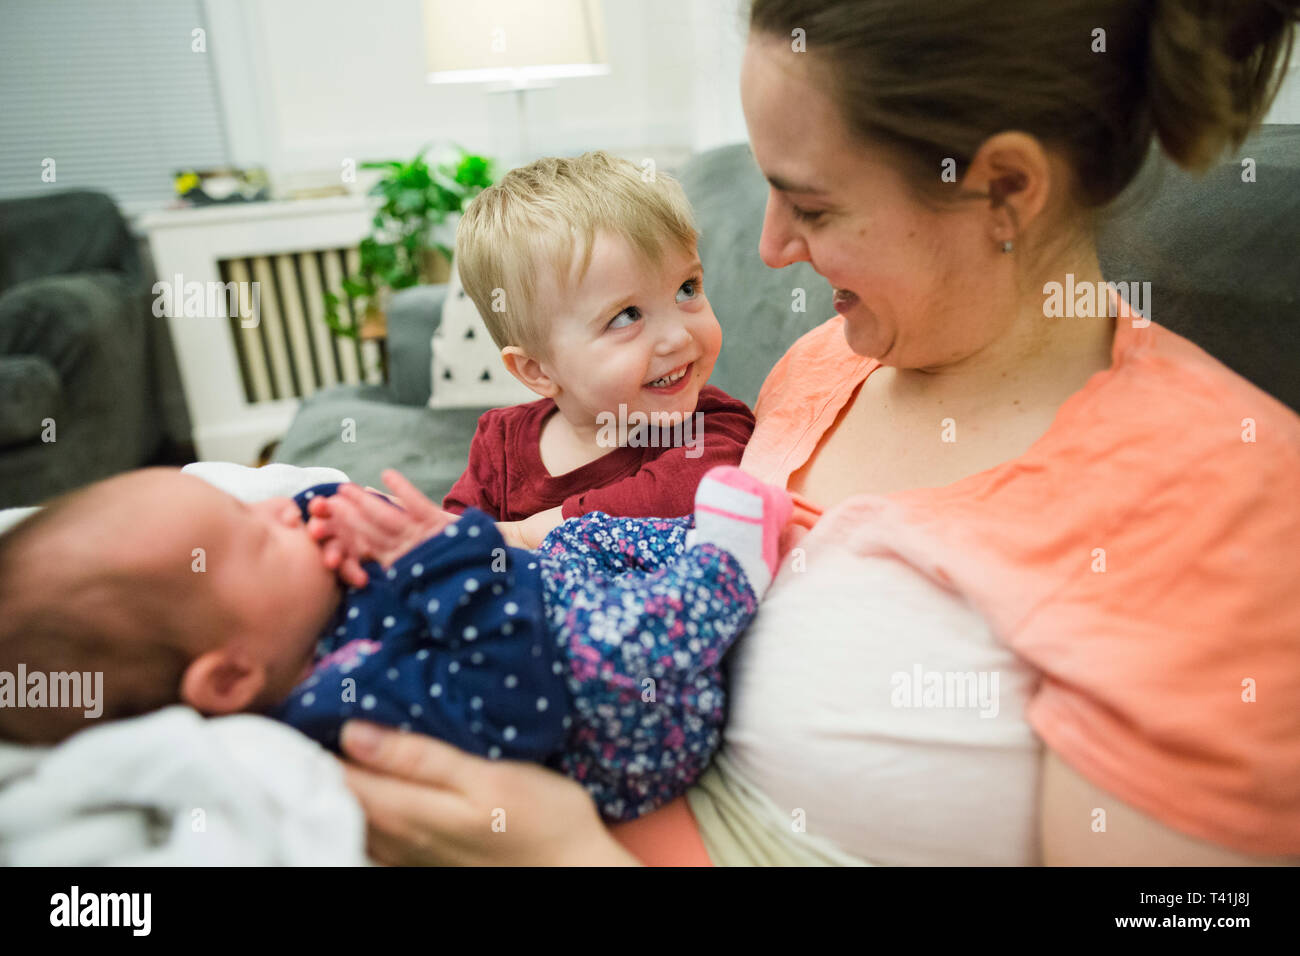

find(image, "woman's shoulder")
[1115,321,1300,440]
[1064,320,1300,497]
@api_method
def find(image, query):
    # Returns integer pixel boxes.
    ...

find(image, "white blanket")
[180,460,350,501]
[0,706,367,865]
[0,462,366,865]
[0,462,351,534]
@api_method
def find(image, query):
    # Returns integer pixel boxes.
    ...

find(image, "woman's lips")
[833,288,860,313]
[643,361,693,395]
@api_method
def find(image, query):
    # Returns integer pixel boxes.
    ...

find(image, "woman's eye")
[792,206,824,224]
[607,306,640,330]
[676,277,702,303]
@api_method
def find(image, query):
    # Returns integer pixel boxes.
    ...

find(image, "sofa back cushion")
[1098,125,1300,411]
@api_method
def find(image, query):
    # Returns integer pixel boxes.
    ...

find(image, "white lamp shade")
[423,0,610,84]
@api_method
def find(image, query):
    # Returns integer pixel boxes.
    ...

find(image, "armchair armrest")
[0,355,60,448]
[386,283,448,406]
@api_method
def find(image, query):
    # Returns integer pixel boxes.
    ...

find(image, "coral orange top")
[613,311,1300,864]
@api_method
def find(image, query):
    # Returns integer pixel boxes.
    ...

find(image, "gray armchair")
[0,191,190,508]
[277,128,1300,497]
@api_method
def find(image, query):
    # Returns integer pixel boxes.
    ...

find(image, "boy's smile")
[644,361,694,393]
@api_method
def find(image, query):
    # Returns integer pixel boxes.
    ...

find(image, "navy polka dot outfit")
[272,483,758,821]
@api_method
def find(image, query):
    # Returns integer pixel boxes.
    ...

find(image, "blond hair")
[455,151,698,355]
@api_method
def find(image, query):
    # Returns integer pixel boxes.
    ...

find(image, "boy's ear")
[501,346,560,399]
[179,648,266,715]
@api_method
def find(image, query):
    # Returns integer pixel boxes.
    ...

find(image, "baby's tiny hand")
[308,471,459,585]
[306,493,373,588]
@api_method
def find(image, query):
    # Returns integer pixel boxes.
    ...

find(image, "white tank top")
[718,503,1043,866]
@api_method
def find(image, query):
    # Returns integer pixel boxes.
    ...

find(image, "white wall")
[206,0,743,184]
[1265,55,1300,124]
[207,0,1298,190]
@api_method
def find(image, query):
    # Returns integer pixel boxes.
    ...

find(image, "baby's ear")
[179,648,266,715]
[501,346,559,398]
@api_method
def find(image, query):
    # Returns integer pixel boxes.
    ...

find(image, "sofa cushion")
[274,384,485,500]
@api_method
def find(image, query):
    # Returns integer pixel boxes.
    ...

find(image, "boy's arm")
[560,390,755,519]
[499,506,566,550]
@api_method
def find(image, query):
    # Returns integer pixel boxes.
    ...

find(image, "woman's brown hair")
[749,0,1299,210]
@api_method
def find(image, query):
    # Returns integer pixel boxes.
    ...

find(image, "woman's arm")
[339,721,642,866]
[1040,750,1296,866]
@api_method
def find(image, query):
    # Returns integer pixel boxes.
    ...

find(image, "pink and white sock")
[689,465,793,598]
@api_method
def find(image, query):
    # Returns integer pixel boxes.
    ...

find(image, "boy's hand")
[307,469,459,587]
[497,506,566,550]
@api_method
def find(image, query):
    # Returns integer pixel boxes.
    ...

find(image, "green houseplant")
[324,146,494,341]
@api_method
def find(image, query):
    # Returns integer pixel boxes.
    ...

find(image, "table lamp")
[422,0,610,162]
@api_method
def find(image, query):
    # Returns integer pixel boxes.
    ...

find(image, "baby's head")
[456,150,722,426]
[0,469,340,744]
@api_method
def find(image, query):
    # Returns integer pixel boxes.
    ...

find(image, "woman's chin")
[841,310,893,361]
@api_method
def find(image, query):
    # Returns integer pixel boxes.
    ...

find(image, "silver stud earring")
[1001,240,1015,254]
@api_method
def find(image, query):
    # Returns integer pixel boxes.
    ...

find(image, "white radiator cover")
[141,196,380,464]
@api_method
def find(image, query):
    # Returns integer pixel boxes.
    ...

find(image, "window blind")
[0,0,230,215]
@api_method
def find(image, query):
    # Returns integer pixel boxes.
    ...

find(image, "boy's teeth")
[649,366,687,388]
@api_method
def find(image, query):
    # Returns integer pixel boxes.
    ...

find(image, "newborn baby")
[0,465,789,821]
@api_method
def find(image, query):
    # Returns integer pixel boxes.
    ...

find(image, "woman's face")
[740,35,1016,370]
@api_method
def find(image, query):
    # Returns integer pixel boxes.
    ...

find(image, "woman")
[338,0,1300,865]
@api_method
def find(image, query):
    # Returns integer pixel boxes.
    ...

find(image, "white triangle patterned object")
[429,259,537,410]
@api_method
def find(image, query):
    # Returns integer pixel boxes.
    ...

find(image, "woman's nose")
[758,193,807,269]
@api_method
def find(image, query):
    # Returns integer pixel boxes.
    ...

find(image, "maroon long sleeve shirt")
[442,386,755,521]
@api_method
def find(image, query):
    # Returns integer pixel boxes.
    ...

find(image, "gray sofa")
[0,191,192,508]
[277,130,1300,497]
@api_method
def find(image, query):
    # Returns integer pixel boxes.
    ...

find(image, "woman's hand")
[339,721,641,866]
[307,469,459,587]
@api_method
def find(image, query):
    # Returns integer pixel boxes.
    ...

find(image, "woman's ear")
[179,648,266,715]
[960,131,1052,248]
[501,346,560,399]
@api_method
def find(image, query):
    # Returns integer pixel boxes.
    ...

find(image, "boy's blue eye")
[607,306,641,330]
[676,277,702,303]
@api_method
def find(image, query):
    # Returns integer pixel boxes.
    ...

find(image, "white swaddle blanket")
[0,706,366,865]
[0,462,351,534]
[180,460,350,501]
[0,462,366,865]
